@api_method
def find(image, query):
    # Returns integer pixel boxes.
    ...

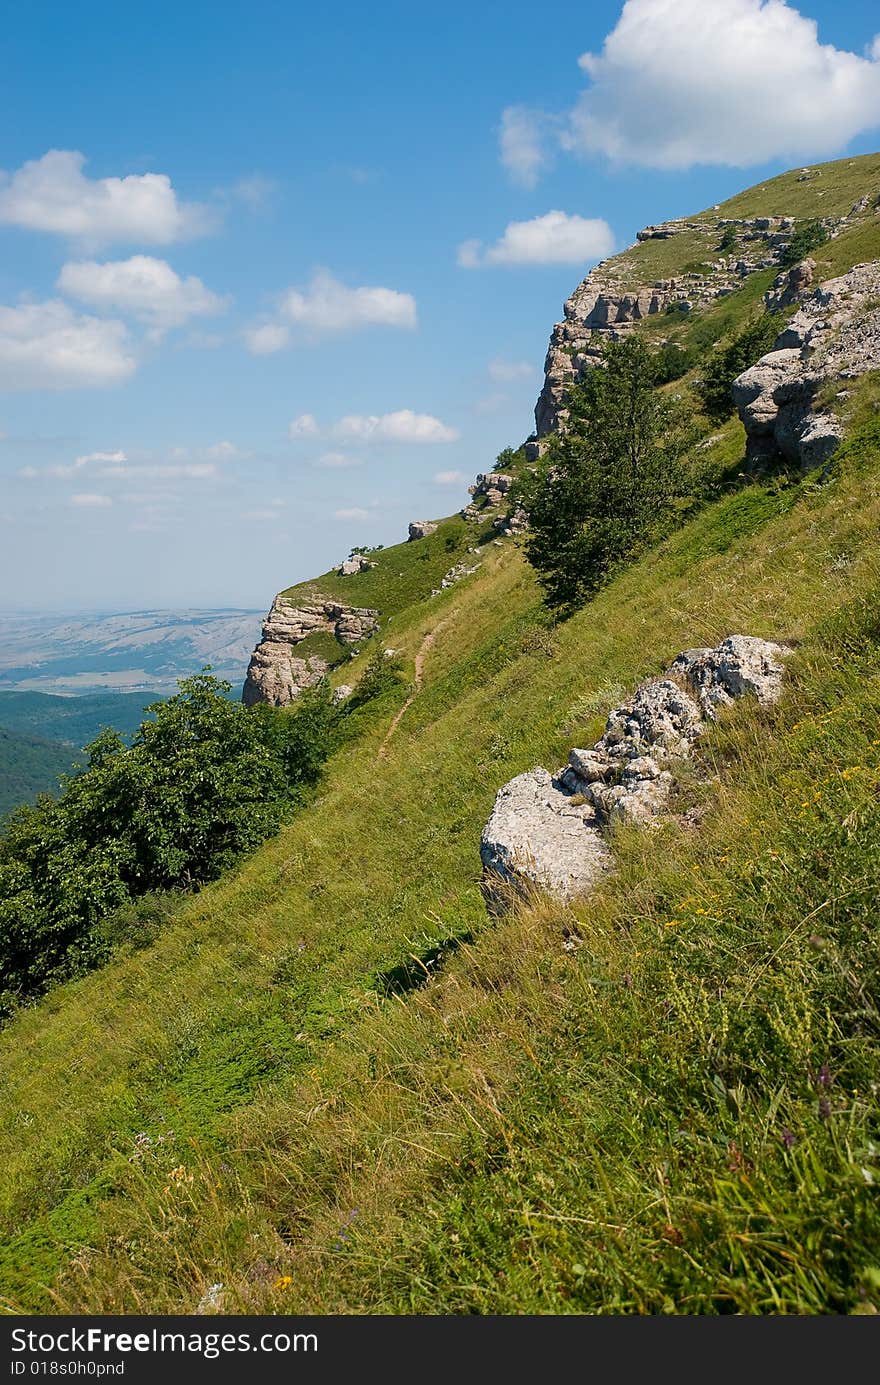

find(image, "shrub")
[781,218,828,267]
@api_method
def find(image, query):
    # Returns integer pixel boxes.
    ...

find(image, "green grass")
[2,154,880,1316]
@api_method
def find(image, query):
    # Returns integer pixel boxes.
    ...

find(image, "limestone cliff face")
[531,212,843,443]
[242,593,379,707]
[732,259,880,471]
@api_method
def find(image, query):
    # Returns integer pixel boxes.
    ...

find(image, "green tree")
[0,672,339,1014]
[697,311,781,423]
[781,218,828,267]
[518,338,696,612]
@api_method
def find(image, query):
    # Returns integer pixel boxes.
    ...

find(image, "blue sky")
[2,0,879,611]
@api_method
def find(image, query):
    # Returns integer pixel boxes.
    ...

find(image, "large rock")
[733,260,880,470]
[242,593,379,706]
[482,635,788,903]
[480,769,612,904]
[408,521,437,541]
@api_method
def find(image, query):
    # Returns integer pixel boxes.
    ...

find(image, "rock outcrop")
[408,521,437,541]
[529,197,874,441]
[733,260,880,471]
[481,636,786,904]
[338,553,373,576]
[242,594,379,707]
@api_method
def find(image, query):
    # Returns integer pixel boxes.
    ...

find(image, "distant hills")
[0,608,263,696]
[0,608,263,816]
[0,689,158,818]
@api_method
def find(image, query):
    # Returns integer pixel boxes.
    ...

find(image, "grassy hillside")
[2,156,880,1316]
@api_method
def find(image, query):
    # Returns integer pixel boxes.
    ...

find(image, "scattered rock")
[338,553,373,576]
[441,560,481,589]
[408,521,437,541]
[332,684,353,704]
[481,636,788,904]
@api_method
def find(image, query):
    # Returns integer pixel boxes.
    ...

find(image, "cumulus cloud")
[244,322,290,355]
[70,492,112,508]
[459,211,614,268]
[0,150,213,245]
[334,410,459,444]
[0,300,135,390]
[74,449,126,468]
[488,358,536,382]
[433,469,466,485]
[281,270,417,332]
[564,0,880,169]
[289,412,319,438]
[58,256,226,330]
[334,506,370,521]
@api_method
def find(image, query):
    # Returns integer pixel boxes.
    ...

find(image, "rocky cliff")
[530,202,873,444]
[242,594,379,707]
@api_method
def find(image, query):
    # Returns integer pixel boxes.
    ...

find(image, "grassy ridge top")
[587,149,880,293]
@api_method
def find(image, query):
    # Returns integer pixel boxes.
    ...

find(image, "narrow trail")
[378,614,454,759]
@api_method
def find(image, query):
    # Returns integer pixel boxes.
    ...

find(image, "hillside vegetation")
[1,155,880,1316]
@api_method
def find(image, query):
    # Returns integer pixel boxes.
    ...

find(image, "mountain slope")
[1,155,880,1315]
[0,728,72,818]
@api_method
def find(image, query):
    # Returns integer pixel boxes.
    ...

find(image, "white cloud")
[488,358,535,382]
[460,211,614,269]
[74,449,126,468]
[499,106,556,187]
[433,469,466,485]
[0,150,212,245]
[244,322,290,355]
[334,410,459,444]
[870,34,880,62]
[563,0,880,169]
[289,412,319,438]
[317,451,358,468]
[280,270,416,332]
[334,506,371,521]
[70,492,112,508]
[58,256,225,330]
[0,300,135,390]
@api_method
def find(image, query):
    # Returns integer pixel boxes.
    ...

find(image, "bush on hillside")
[518,337,699,612]
[0,672,339,1015]
[781,217,828,267]
[697,311,781,422]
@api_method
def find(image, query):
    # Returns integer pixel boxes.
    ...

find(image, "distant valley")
[0,608,263,695]
[0,609,263,815]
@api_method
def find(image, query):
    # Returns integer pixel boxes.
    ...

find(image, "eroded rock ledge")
[242,594,379,707]
[732,259,880,471]
[480,635,786,905]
